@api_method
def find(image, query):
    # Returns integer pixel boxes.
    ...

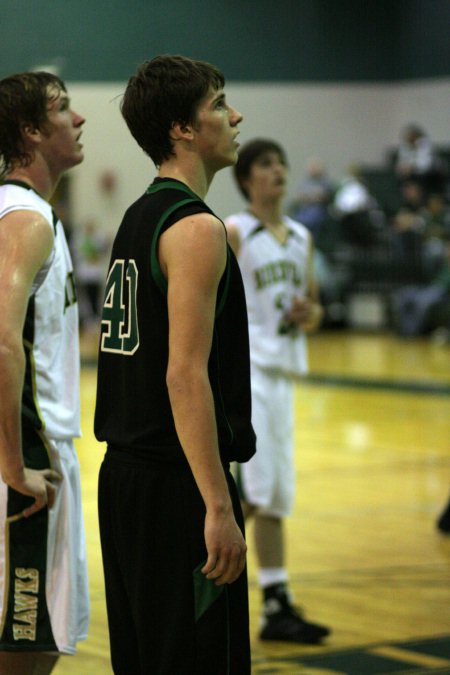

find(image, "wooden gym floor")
[54,329,450,675]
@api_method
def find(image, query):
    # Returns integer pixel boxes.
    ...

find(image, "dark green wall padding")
[1,0,449,82]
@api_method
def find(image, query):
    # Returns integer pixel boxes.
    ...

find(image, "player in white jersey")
[0,71,89,674]
[226,138,331,644]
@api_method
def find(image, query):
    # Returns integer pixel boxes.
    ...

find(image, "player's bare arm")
[0,210,62,515]
[225,220,241,257]
[288,237,323,332]
[160,212,247,585]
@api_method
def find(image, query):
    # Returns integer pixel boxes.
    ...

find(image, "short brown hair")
[233,138,288,200]
[0,71,66,177]
[121,54,225,167]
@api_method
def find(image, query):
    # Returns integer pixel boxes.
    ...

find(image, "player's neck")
[7,162,58,202]
[158,158,214,201]
[250,198,284,228]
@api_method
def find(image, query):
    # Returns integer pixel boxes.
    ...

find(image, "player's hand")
[10,468,62,518]
[288,296,322,331]
[202,510,247,586]
[288,296,312,325]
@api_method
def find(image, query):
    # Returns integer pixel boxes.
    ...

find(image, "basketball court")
[54,329,450,674]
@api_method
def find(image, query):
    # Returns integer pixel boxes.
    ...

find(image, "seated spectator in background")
[332,164,383,246]
[290,159,346,325]
[422,193,450,278]
[399,178,426,213]
[422,193,450,241]
[395,124,447,199]
[390,183,450,281]
[391,235,450,338]
[389,180,427,280]
[290,158,333,243]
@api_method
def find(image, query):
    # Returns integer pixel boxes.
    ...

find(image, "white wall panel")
[69,78,449,232]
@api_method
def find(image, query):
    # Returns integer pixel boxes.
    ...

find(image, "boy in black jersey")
[95,55,256,675]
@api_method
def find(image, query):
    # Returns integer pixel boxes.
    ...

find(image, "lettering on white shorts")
[12,567,39,641]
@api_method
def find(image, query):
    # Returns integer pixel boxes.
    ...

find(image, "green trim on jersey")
[147,181,231,318]
[146,179,200,200]
[0,180,58,234]
[150,197,203,294]
[21,296,46,431]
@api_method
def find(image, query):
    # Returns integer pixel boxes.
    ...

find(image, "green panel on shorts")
[0,425,57,651]
[193,560,224,622]
[0,512,57,651]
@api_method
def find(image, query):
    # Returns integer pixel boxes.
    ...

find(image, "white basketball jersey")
[0,183,80,439]
[225,211,310,377]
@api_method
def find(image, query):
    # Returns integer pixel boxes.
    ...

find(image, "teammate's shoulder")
[0,183,53,229]
[224,210,257,232]
[225,210,250,223]
[0,206,54,237]
[1,181,43,204]
[285,215,310,239]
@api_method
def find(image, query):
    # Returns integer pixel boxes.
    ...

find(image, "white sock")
[259,567,289,589]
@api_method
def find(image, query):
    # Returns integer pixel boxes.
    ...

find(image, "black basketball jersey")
[94,178,256,465]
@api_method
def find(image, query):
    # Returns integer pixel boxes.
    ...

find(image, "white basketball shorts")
[0,436,89,654]
[238,366,296,518]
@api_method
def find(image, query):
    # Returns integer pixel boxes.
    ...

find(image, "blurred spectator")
[391,235,450,338]
[390,186,450,282]
[399,178,426,213]
[290,158,333,242]
[389,179,427,280]
[73,219,109,328]
[332,164,383,246]
[422,193,450,278]
[395,124,447,199]
[423,192,450,240]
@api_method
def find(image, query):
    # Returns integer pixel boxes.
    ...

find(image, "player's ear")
[170,120,194,142]
[22,123,42,144]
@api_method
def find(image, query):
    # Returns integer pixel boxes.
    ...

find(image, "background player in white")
[0,71,89,674]
[226,138,331,643]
